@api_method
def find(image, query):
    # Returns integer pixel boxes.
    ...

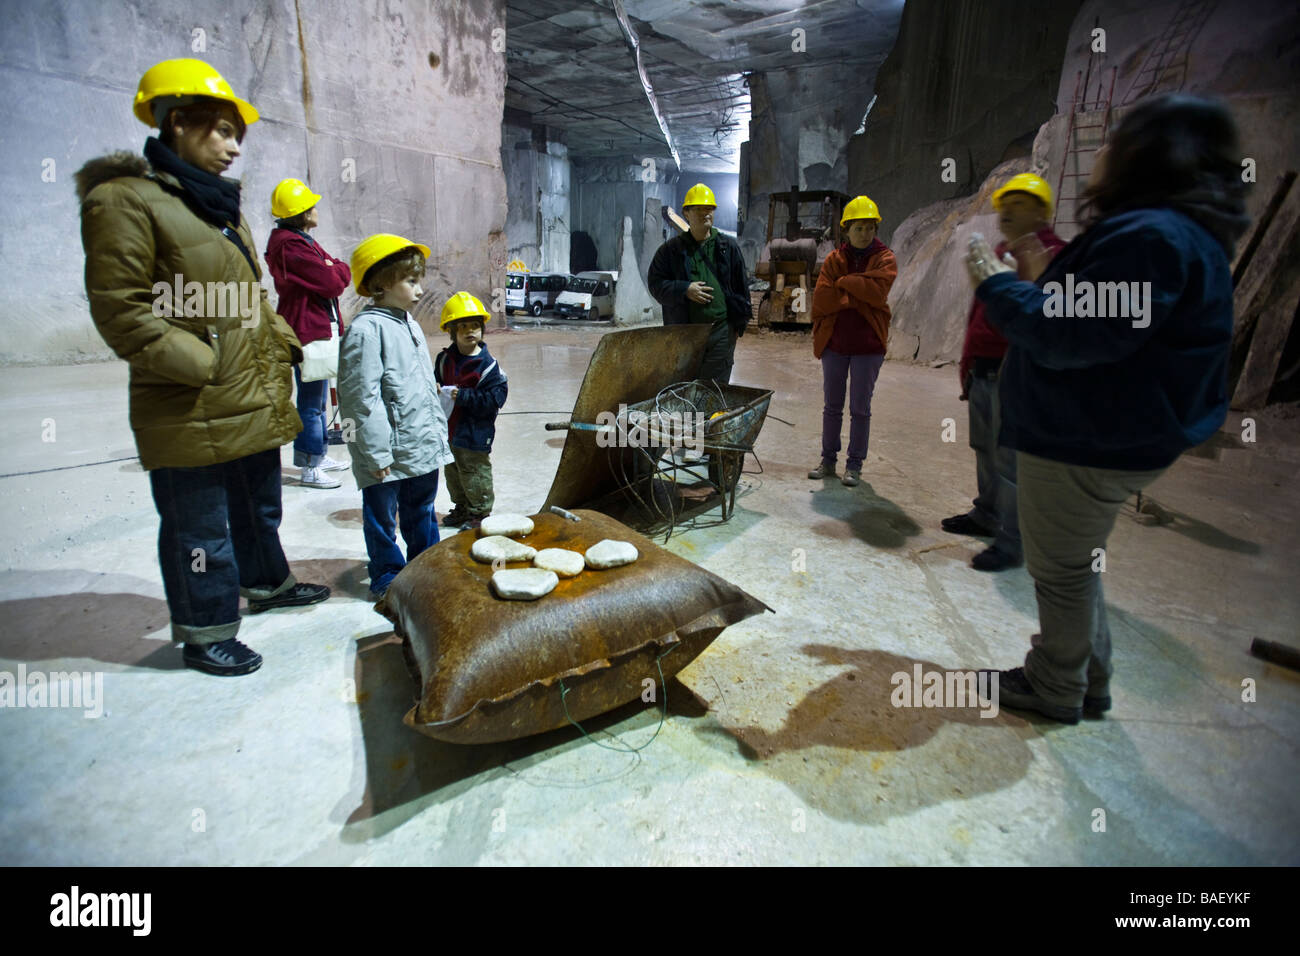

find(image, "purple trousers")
[820,349,885,471]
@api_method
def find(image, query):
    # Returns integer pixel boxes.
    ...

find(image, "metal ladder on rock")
[1052,0,1218,234]
[1120,0,1217,104]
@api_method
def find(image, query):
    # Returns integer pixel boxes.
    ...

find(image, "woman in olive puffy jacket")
[76,58,330,677]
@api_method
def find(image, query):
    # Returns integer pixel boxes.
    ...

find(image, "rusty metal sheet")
[377,508,769,744]
[541,325,710,513]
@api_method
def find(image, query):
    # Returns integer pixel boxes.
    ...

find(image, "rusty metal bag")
[376,509,769,744]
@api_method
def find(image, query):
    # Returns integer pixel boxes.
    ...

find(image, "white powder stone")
[584,539,639,569]
[491,568,558,600]
[533,548,586,578]
[479,513,535,538]
[470,535,537,564]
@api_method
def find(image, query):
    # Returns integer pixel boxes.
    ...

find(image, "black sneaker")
[247,582,330,614]
[941,513,996,536]
[442,507,468,527]
[183,638,263,676]
[971,546,1023,572]
[981,667,1081,724]
[1083,694,1112,718]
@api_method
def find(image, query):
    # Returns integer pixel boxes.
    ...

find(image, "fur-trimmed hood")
[75,151,150,203]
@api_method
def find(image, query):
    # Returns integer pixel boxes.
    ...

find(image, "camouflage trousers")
[445,446,494,516]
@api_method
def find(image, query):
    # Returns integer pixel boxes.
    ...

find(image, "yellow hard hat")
[506,259,529,272]
[271,178,321,219]
[682,183,717,208]
[350,234,431,295]
[992,173,1053,216]
[840,195,882,226]
[133,58,259,128]
[440,292,490,330]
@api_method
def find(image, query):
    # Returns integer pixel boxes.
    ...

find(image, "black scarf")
[144,136,242,228]
[840,237,883,271]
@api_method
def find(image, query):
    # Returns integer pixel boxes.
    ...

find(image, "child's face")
[454,319,484,352]
[377,274,422,312]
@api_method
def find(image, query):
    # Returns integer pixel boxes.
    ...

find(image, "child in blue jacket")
[434,292,508,528]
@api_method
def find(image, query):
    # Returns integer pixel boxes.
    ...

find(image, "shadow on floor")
[285,556,371,600]
[0,569,175,669]
[699,644,1036,826]
[327,508,364,529]
[810,480,922,548]
[1034,608,1266,864]
[1150,507,1262,555]
[340,632,710,842]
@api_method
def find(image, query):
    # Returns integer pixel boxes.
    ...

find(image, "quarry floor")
[2,325,1298,866]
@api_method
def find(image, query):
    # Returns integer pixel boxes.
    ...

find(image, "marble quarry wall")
[882,0,1300,368]
[502,114,571,274]
[0,0,508,364]
[740,65,870,271]
[569,156,677,275]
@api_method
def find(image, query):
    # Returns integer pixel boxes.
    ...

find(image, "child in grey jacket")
[338,234,454,599]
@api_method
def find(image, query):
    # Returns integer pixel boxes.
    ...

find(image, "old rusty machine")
[753,187,851,328]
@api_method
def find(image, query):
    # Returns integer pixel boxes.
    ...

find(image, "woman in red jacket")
[265,179,352,488]
[808,196,898,487]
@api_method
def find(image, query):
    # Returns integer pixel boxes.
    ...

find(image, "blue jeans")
[148,447,295,644]
[820,349,885,471]
[361,470,441,594]
[293,365,329,467]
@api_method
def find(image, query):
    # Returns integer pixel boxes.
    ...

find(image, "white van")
[506,271,568,316]
[555,271,617,321]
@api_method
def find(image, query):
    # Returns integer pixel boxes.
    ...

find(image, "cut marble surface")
[491,568,559,601]
[470,535,537,564]
[585,539,639,570]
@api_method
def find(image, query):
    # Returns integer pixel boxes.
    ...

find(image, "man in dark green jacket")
[648,183,752,384]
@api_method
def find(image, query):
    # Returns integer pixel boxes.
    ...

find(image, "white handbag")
[299,332,338,382]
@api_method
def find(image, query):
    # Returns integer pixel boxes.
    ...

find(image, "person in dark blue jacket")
[434,292,508,529]
[964,94,1249,724]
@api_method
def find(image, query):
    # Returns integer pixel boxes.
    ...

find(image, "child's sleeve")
[455,361,508,415]
[336,321,394,472]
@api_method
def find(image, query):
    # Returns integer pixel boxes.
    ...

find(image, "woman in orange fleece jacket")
[808,196,898,487]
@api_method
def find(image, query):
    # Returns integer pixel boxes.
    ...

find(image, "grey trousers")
[966,372,1021,559]
[1017,451,1166,706]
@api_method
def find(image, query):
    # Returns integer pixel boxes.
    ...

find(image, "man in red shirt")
[941,174,1066,571]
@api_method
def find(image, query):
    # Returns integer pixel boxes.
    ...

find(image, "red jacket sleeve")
[276,240,352,298]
